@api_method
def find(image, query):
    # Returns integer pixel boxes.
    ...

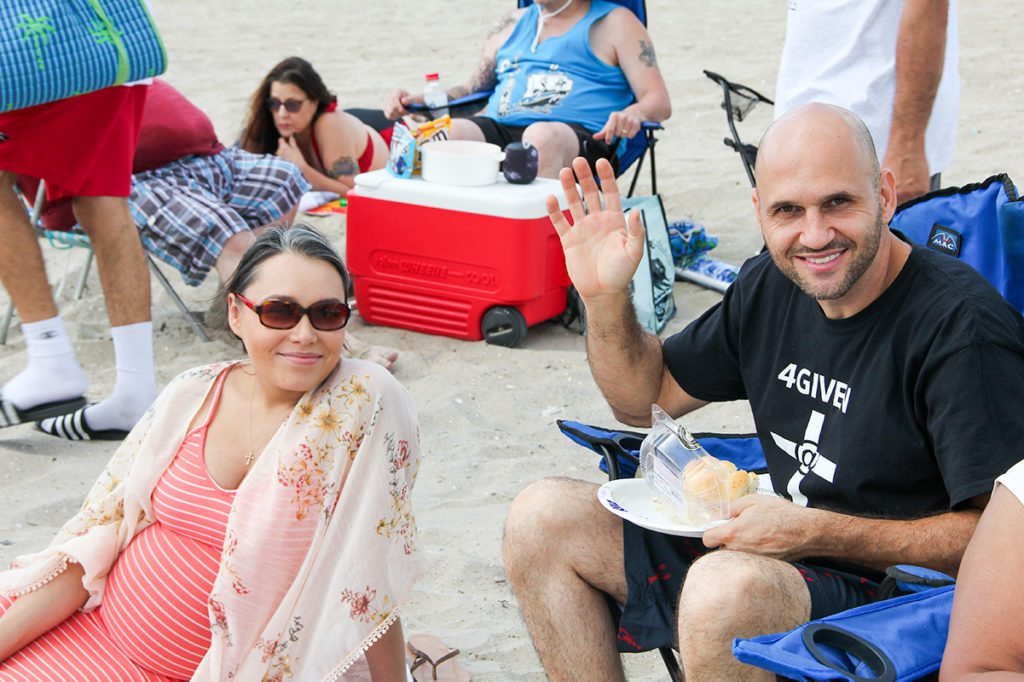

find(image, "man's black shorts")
[616,521,882,653]
[466,115,618,175]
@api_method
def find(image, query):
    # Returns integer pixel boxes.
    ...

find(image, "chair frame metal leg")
[147,256,210,342]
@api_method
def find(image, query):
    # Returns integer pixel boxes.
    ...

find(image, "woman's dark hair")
[225,223,350,303]
[238,56,336,155]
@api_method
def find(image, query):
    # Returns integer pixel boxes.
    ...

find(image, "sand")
[1,1,1022,679]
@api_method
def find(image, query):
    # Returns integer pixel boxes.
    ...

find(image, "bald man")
[502,104,1024,680]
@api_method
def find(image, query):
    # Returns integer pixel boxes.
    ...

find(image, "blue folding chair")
[408,0,662,197]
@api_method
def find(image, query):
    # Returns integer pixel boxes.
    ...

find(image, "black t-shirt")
[664,240,1024,518]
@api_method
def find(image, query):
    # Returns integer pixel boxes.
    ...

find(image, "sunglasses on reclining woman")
[233,292,350,331]
[266,97,307,113]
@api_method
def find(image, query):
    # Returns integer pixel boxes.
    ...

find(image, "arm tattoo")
[638,40,657,67]
[329,157,359,179]
[466,56,499,94]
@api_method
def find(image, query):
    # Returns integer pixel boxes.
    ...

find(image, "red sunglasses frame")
[232,292,350,331]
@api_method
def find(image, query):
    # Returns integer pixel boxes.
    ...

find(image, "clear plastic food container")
[639,405,757,524]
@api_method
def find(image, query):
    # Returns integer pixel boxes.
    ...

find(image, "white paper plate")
[597,475,774,538]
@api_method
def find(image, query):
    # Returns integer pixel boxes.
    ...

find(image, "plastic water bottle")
[423,73,449,119]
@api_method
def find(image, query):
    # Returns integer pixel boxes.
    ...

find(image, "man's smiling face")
[753,104,897,315]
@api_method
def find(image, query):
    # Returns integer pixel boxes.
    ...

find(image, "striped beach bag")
[1,0,167,112]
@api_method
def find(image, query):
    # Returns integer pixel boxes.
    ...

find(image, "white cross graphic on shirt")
[769,410,837,507]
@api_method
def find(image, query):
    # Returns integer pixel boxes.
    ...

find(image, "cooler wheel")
[481,306,527,348]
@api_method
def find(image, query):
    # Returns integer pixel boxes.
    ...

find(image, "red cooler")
[346,170,570,347]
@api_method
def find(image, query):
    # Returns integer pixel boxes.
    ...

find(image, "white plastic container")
[420,140,506,187]
[423,73,449,119]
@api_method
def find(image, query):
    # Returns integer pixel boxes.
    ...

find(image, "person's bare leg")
[504,477,628,681]
[677,551,811,681]
[522,122,583,178]
[72,196,149,326]
[0,173,57,322]
[215,204,299,283]
[37,195,157,434]
[448,118,487,142]
[364,617,406,681]
[0,173,90,412]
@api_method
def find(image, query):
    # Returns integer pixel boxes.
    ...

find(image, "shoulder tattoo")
[639,40,657,67]
[329,157,359,179]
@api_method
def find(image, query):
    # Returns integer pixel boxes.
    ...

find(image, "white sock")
[82,322,157,432]
[2,317,88,410]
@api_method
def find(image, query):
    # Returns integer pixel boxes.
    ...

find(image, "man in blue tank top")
[384,0,670,178]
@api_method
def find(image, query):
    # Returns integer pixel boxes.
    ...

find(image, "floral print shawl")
[0,359,422,680]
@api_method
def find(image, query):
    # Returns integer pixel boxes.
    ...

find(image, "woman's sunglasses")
[266,97,307,113]
[233,292,350,331]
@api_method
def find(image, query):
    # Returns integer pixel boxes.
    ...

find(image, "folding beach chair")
[1,180,210,344]
[407,0,662,197]
[703,70,773,189]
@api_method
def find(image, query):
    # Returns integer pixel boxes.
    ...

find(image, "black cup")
[503,141,539,184]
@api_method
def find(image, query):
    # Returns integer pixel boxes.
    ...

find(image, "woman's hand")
[545,157,645,303]
[276,136,307,168]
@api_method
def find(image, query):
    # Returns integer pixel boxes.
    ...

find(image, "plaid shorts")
[129,147,310,285]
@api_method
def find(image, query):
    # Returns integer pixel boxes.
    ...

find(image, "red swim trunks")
[0,85,148,201]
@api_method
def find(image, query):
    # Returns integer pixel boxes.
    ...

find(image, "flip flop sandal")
[36,404,130,441]
[406,634,471,681]
[0,395,86,429]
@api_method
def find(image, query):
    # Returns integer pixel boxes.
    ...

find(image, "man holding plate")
[503,103,1024,680]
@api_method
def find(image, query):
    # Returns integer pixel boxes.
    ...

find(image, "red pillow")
[22,79,225,231]
[133,79,223,173]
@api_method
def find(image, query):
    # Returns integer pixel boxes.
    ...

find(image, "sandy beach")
[1,1,1022,679]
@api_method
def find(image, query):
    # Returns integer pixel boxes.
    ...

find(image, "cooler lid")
[351,170,571,219]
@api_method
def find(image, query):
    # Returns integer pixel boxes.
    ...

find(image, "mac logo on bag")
[927,223,962,258]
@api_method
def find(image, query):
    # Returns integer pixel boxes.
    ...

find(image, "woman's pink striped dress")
[0,369,236,681]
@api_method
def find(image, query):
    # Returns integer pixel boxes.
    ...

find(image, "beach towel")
[2,0,167,112]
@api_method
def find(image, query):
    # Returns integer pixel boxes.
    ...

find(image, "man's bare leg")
[522,122,583,178]
[448,118,487,142]
[214,206,299,284]
[72,196,150,326]
[0,173,90,413]
[0,173,58,322]
[35,195,156,435]
[504,477,628,681]
[677,551,811,681]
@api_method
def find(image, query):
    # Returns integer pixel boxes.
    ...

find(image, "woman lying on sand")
[240,57,388,198]
[0,225,420,680]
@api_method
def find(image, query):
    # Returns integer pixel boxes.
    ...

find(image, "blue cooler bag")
[890,174,1024,313]
[2,0,166,112]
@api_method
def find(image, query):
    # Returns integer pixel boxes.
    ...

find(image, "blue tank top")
[484,1,634,133]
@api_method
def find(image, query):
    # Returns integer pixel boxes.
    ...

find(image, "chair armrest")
[405,90,494,114]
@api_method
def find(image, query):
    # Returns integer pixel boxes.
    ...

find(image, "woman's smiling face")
[228,252,346,402]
